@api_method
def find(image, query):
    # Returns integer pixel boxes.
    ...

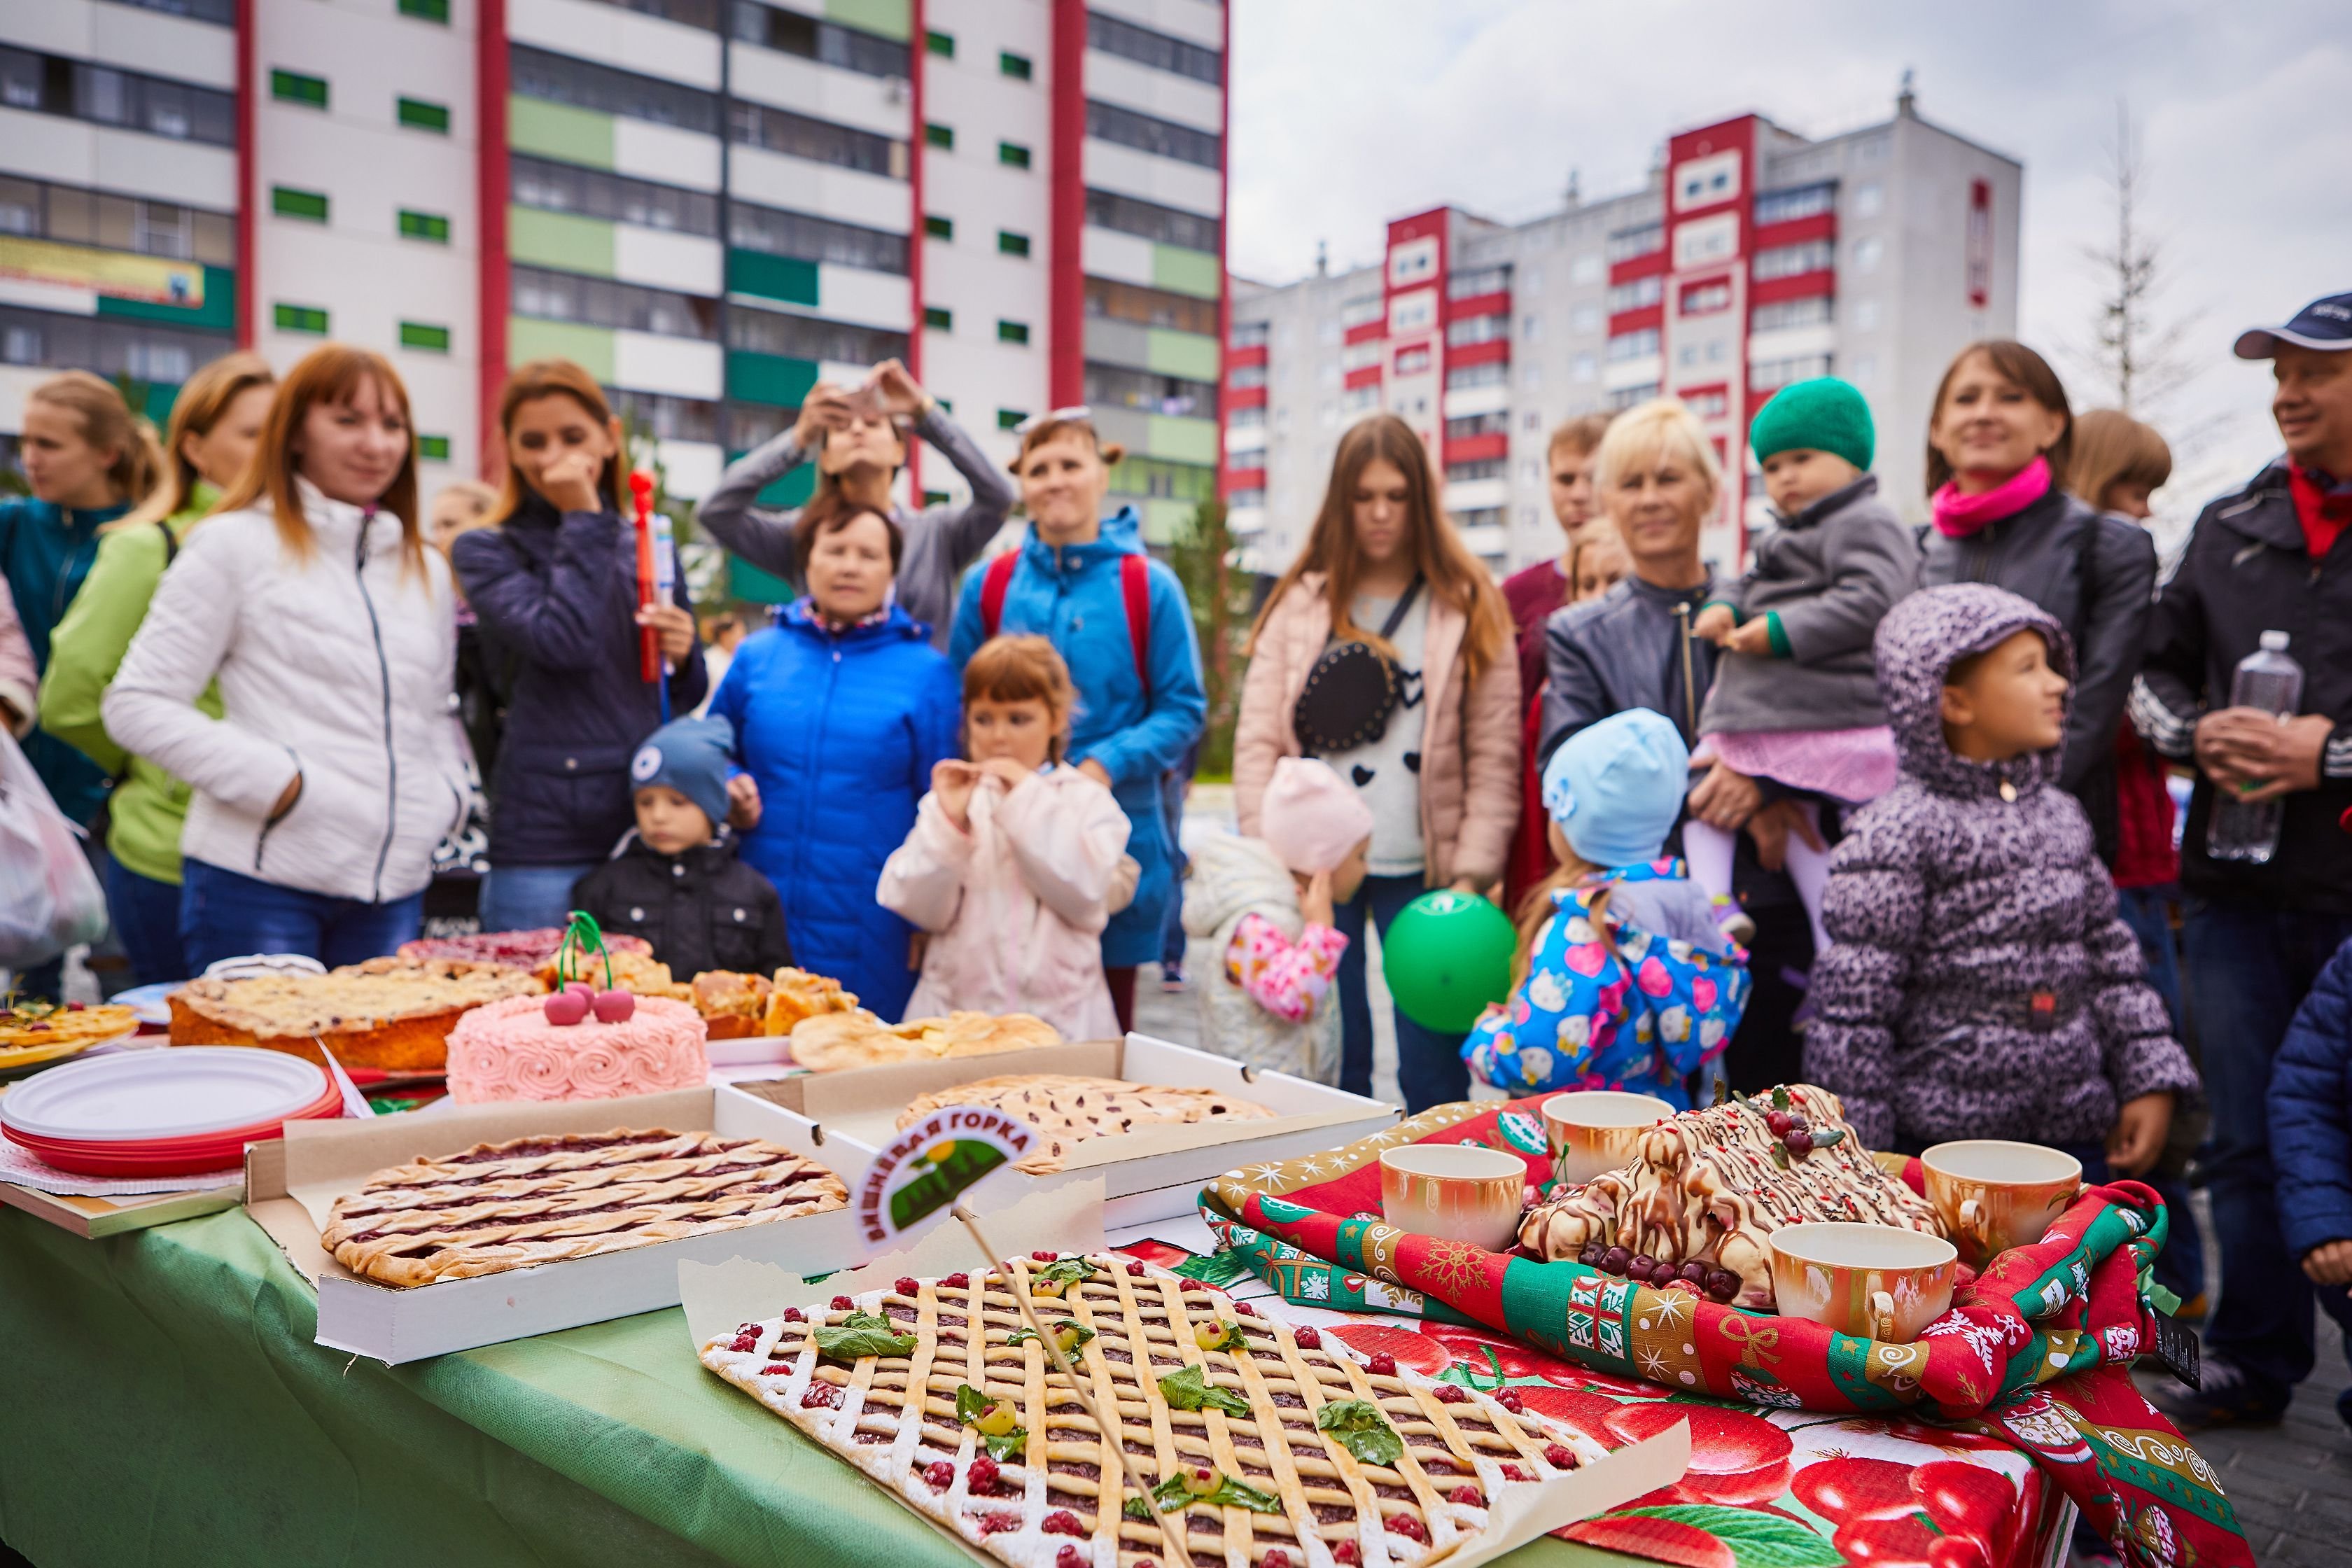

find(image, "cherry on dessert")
[729,1335,757,1352]
[1434,1383,1466,1404]
[895,1277,920,1297]
[590,988,634,1023]
[1385,1513,1427,1541]
[943,1273,969,1289]
[1628,1254,1656,1277]
[976,1512,1019,1535]
[542,988,590,1026]
[783,1306,804,1322]
[1450,1485,1484,1506]
[801,1382,839,1408]
[832,1294,853,1310]
[1494,1388,1525,1413]
[923,1460,954,1490]
[1578,1242,1604,1267]
[1784,1129,1814,1156]
[1234,1302,1255,1317]
[1042,1509,1083,1535]
[1599,1247,1631,1275]
[1331,1541,1362,1565]
[1032,1250,1058,1261]
[1126,1260,1146,1275]
[1056,1548,1086,1568]
[1679,1260,1709,1284]
[1366,1352,1397,1376]
[1261,1552,1291,1568]
[1292,1325,1322,1348]
[1765,1110,1793,1137]
[66,1000,85,1011]
[966,1455,1000,1492]
[1705,1269,1741,1302]
[759,1364,791,1376]
[1544,1443,1575,1468]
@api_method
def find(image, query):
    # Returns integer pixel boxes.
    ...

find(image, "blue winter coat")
[947,509,1206,969]
[2268,936,2352,1260]
[711,601,960,1021]
[451,493,706,867]
[1,494,130,825]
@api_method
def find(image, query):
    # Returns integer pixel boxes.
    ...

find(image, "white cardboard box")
[724,1032,1397,1228]
[242,1086,862,1364]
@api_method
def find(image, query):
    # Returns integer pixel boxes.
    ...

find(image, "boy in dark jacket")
[1805,584,2199,1163]
[2267,935,2352,1429]
[574,715,790,979]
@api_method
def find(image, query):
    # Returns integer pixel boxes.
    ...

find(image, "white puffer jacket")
[106,479,464,903]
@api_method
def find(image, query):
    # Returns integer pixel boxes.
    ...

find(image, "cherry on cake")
[446,992,709,1103]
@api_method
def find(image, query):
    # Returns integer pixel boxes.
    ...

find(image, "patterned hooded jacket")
[1803,584,2198,1148]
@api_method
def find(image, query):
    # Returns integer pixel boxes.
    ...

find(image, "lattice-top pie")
[701,1253,1596,1567]
[896,1076,1274,1174]
[322,1128,847,1287]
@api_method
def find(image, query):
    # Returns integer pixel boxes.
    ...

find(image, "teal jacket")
[2,494,128,824]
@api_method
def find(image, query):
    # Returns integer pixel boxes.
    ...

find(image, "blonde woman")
[106,346,464,968]
[1233,413,1520,1110]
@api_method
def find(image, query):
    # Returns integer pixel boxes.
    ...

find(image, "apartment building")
[1,0,1227,595]
[1226,92,2022,575]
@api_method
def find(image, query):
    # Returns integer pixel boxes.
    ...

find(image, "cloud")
[1230,0,2352,507]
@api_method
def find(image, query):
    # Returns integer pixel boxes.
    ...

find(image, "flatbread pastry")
[897,1074,1274,1173]
[1518,1084,1943,1308]
[0,1000,138,1051]
[322,1128,846,1287]
[790,1010,1060,1072]
[701,1252,1600,1567]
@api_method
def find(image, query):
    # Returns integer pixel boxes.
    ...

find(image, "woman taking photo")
[711,500,960,1019]
[1234,414,1519,1110]
[450,360,706,932]
[701,358,1013,648]
[106,346,465,969]
[946,413,1206,1032]
[1919,341,2157,862]
[41,352,276,984]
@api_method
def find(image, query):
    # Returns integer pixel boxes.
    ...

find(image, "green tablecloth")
[0,1207,1614,1568]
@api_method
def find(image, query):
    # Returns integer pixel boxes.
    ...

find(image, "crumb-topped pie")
[322,1128,847,1287]
[168,956,543,1071]
[896,1075,1274,1174]
[701,1252,1597,1567]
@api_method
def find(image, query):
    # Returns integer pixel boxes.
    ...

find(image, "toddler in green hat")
[1684,377,1921,956]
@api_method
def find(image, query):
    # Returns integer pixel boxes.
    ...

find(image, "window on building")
[601,385,722,441]
[925,29,953,57]
[1854,181,1883,218]
[1751,353,1833,391]
[512,154,720,236]
[1521,363,1541,390]
[997,229,1029,257]
[1522,314,1540,342]
[1105,455,1216,503]
[1753,239,1834,281]
[1084,188,1219,253]
[923,306,952,330]
[1390,295,1432,332]
[398,208,450,242]
[398,0,451,19]
[1605,382,1659,411]
[1446,459,1506,484]
[1228,363,1266,390]
[923,122,953,148]
[512,264,719,340]
[272,186,329,222]
[1751,295,1833,333]
[1752,181,1835,225]
[1676,343,1699,369]
[1086,276,1218,335]
[1852,297,1879,332]
[399,320,450,353]
[396,96,449,132]
[0,304,230,379]
[997,140,1030,169]
[511,45,718,134]
[270,69,328,108]
[1605,222,1664,262]
[115,0,232,19]
[1523,411,1541,431]
[996,409,1026,430]
[1605,326,1660,361]
[1339,340,1381,372]
[1853,237,1884,273]
[1338,295,1383,330]
[1443,411,1509,440]
[1084,10,1222,84]
[1341,384,1380,412]
[1443,360,1506,391]
[0,46,235,145]
[727,301,906,363]
[999,51,1031,80]
[924,214,952,239]
[997,319,1029,344]
[733,99,908,177]
[1570,304,1600,334]
[1084,100,1219,169]
[1571,253,1603,284]
[1229,319,1269,350]
[731,197,906,274]
[274,302,329,335]
[1447,265,1510,300]
[416,433,451,460]
[1605,275,1662,314]
[1445,314,1509,348]
[729,4,911,80]
[1084,363,1217,419]
[1571,352,1596,382]
[1,176,233,264]
[1681,388,1727,418]
[1227,487,1266,511]
[1394,346,1430,375]
[1228,405,1267,428]
[1679,280,1731,316]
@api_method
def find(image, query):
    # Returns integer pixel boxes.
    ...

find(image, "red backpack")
[978,549,1154,698]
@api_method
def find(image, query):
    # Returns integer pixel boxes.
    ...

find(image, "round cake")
[445,994,709,1104]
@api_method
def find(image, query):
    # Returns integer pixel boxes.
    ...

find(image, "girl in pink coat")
[878,636,1138,1040]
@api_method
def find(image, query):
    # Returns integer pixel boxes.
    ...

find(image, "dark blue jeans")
[1334,872,1469,1113]
[2115,883,2203,1302]
[180,859,424,974]
[2183,897,2352,1390]
[104,858,189,986]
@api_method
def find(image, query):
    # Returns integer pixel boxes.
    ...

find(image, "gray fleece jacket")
[1698,474,1920,736]
[1802,583,2199,1149]
[696,406,1016,649]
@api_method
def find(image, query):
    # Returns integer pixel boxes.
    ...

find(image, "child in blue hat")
[1462,709,1751,1106]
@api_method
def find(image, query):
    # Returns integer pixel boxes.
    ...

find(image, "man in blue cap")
[2136,292,2352,1429]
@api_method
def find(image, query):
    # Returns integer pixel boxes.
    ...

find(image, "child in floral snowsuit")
[1464,709,1749,1107]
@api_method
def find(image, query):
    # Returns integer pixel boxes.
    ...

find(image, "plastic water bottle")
[2206,631,2304,863]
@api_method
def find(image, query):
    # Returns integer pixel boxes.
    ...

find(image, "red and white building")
[1226,92,2022,574]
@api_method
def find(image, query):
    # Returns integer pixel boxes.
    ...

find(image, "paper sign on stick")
[852,1102,1038,1245]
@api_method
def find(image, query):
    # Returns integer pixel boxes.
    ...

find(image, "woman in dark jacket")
[710,500,960,1020]
[1917,341,2156,863]
[451,360,706,933]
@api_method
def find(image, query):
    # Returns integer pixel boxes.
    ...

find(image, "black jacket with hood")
[573,829,791,979]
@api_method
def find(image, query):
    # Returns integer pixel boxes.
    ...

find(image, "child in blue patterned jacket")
[1463,708,1750,1107]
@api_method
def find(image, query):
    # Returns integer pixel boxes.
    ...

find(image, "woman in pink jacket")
[878,636,1137,1040]
[1233,414,1521,1110]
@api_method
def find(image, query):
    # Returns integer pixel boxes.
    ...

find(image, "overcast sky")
[1227,0,2352,522]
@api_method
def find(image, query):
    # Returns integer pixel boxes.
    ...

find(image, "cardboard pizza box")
[242,1086,861,1364]
[725,1032,1398,1229]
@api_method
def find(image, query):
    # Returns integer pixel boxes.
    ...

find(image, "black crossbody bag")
[1291,576,1423,755]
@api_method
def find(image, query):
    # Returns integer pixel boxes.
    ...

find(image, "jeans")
[104,858,188,985]
[180,859,424,973]
[2115,883,2204,1301]
[477,862,599,934]
[2183,897,2352,1390]
[1334,872,1469,1114]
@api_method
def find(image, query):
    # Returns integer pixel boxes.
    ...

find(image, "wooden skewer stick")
[951,1203,1193,1568]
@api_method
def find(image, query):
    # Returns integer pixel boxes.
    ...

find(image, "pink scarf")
[1930,454,2052,538]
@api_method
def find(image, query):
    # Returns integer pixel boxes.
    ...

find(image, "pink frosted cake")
[446,994,709,1103]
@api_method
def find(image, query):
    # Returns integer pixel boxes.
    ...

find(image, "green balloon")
[1380,889,1517,1034]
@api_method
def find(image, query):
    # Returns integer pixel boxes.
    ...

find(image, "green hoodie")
[38,484,227,886]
